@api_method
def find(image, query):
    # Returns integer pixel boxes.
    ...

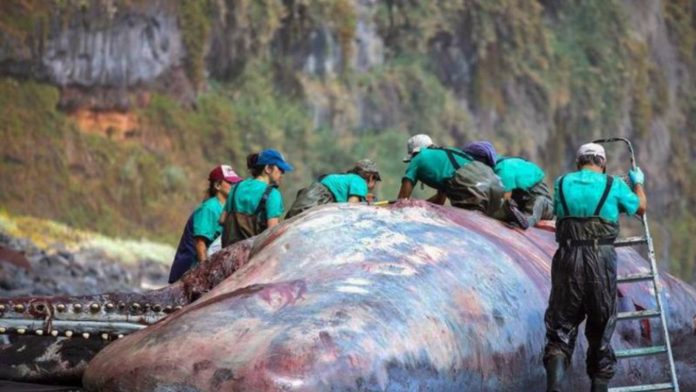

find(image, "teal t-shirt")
[320,173,368,202]
[224,178,284,219]
[554,169,640,223]
[494,156,545,192]
[192,197,225,241]
[403,147,472,190]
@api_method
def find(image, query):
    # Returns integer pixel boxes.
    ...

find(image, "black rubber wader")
[543,175,620,385]
[221,184,273,247]
[285,182,336,219]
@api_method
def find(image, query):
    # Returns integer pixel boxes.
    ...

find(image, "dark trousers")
[512,181,554,227]
[543,244,618,381]
[285,182,335,219]
[444,161,505,217]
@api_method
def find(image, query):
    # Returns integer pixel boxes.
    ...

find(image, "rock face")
[0,1,190,110]
[0,0,694,282]
[82,202,696,391]
[1,1,692,159]
[43,12,181,89]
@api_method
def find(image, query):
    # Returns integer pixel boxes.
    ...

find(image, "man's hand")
[629,167,645,187]
[426,191,447,205]
[397,179,414,200]
[267,217,280,228]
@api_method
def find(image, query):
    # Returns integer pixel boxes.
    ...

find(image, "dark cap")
[461,141,497,168]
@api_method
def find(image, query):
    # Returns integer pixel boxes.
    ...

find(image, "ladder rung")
[609,382,674,392]
[616,346,667,359]
[614,236,648,247]
[617,309,661,321]
[618,272,654,283]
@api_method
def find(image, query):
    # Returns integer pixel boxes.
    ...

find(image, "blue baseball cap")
[257,149,294,172]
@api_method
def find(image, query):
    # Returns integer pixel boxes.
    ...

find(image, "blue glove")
[629,167,645,186]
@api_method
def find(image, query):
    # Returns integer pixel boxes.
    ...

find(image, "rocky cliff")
[0,0,694,282]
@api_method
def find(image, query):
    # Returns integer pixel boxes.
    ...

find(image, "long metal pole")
[643,212,680,392]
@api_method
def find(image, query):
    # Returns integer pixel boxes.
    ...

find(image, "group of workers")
[167,134,647,392]
[167,149,382,284]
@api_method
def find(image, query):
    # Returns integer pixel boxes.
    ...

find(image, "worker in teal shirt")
[462,141,554,228]
[397,135,527,228]
[286,159,381,218]
[495,156,553,228]
[220,149,293,247]
[168,165,243,283]
[543,143,647,392]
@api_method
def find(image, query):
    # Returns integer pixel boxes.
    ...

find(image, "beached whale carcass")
[79,201,696,391]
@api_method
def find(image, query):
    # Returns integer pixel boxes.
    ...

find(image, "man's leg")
[503,198,531,229]
[584,248,619,390]
[543,250,586,391]
[518,182,554,228]
[527,194,554,227]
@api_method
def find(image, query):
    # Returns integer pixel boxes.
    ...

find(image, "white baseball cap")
[403,134,433,162]
[576,143,606,160]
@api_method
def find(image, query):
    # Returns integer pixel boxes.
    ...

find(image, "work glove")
[628,167,645,187]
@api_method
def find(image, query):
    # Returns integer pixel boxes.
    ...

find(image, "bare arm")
[397,179,414,199]
[267,218,280,228]
[194,237,208,263]
[348,196,360,203]
[503,191,512,200]
[634,184,647,215]
[426,191,447,205]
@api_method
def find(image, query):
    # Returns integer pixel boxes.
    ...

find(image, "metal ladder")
[593,138,679,392]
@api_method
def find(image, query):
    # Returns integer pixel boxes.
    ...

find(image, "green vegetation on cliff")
[0,0,694,283]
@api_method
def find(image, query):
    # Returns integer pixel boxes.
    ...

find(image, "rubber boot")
[504,199,530,230]
[590,379,609,392]
[545,355,566,392]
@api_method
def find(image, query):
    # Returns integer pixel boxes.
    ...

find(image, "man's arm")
[634,184,647,215]
[194,237,208,263]
[348,196,361,203]
[397,179,414,199]
[503,191,512,200]
[426,191,447,205]
[628,167,647,216]
[267,218,280,228]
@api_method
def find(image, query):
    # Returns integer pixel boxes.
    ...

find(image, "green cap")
[354,159,381,181]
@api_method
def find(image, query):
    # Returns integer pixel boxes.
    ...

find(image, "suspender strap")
[558,176,570,217]
[558,175,613,217]
[593,176,614,216]
[445,150,461,171]
[254,185,275,216]
[434,147,473,171]
[229,182,240,213]
[448,149,473,161]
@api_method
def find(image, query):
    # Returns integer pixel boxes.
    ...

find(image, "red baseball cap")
[208,165,243,184]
